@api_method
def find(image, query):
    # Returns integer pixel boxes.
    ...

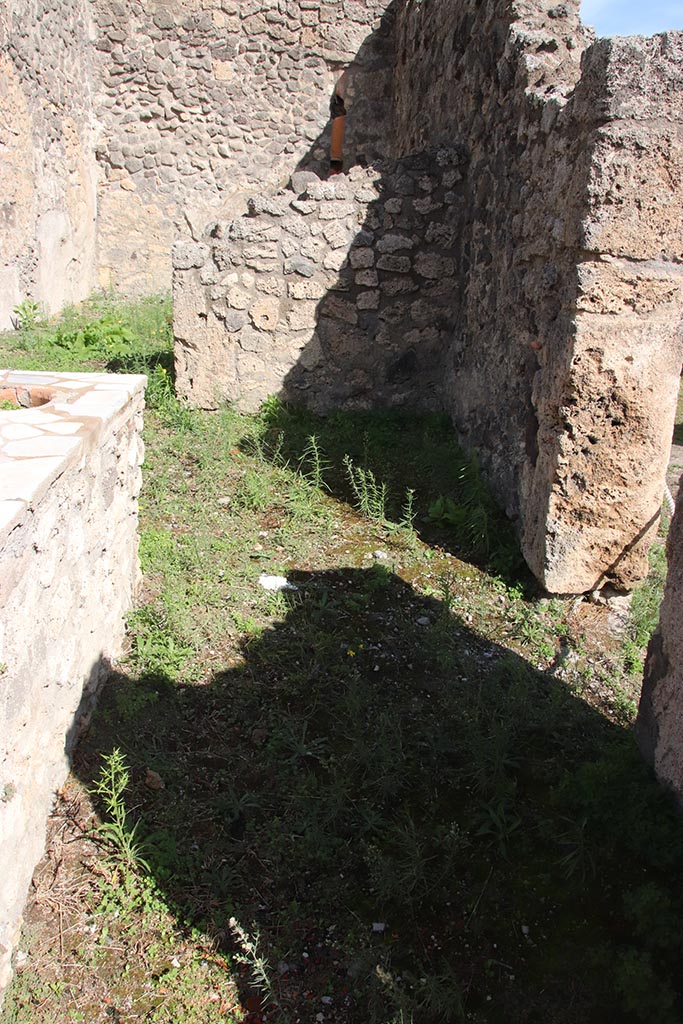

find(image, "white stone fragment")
[41,421,84,436]
[44,380,89,391]
[54,393,124,420]
[258,574,297,591]
[3,411,59,425]
[4,373,58,385]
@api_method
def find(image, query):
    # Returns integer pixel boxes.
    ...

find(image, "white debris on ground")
[258,574,298,591]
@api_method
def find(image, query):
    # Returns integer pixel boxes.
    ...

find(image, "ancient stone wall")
[91,0,395,295]
[0,0,395,317]
[174,0,683,594]
[542,35,683,594]
[0,371,145,997]
[390,0,683,592]
[174,151,464,412]
[637,490,683,807]
[0,0,99,330]
[2,0,682,594]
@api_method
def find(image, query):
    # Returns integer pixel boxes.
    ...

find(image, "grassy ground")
[2,296,683,1024]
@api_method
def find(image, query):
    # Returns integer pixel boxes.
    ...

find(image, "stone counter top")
[0,366,146,1000]
[0,370,146,543]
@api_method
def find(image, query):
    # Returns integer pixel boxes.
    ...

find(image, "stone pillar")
[522,35,683,594]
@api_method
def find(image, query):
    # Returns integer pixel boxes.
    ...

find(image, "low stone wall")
[0,370,146,998]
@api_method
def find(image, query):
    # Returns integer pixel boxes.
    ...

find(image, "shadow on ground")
[73,567,683,1024]
[238,401,531,587]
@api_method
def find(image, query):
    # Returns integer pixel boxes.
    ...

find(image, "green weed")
[92,748,148,871]
[298,433,329,490]
[229,917,284,1019]
[12,299,44,331]
[400,486,417,532]
[343,453,387,521]
[474,798,522,857]
[127,606,193,679]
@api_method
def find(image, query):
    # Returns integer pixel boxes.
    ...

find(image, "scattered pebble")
[144,768,165,791]
[416,616,430,626]
[372,922,387,932]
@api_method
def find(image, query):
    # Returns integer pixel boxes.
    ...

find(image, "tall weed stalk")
[343,454,387,521]
[93,748,148,871]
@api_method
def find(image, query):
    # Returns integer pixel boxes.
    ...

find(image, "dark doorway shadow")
[72,568,683,1023]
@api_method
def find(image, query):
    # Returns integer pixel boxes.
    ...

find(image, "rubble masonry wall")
[91,0,394,296]
[392,1,683,592]
[0,0,394,318]
[173,152,465,414]
[0,0,99,329]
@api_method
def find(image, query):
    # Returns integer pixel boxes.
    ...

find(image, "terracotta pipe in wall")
[330,116,346,173]
[330,71,347,175]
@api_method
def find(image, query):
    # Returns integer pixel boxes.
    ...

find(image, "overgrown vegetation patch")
[2,296,682,1024]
